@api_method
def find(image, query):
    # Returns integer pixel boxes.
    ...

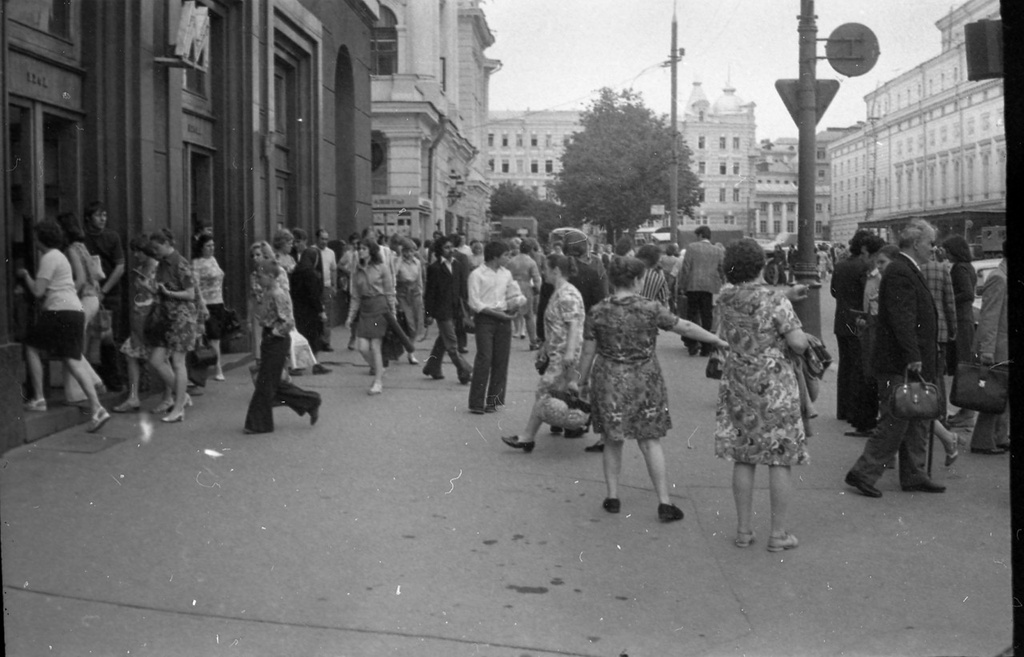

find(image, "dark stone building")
[1,0,379,449]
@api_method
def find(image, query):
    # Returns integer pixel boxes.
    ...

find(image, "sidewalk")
[0,321,1013,656]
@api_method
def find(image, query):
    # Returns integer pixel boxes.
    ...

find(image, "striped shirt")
[639,268,669,306]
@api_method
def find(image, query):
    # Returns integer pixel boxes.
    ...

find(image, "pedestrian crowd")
[17,214,1009,552]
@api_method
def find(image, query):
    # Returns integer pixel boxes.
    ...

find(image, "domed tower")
[712,82,747,115]
[685,81,711,122]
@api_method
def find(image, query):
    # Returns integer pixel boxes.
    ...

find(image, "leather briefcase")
[950,360,1009,414]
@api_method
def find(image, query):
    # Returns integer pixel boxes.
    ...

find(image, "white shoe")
[407,354,419,365]
[87,407,111,433]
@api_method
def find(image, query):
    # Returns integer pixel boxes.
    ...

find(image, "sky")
[482,0,968,140]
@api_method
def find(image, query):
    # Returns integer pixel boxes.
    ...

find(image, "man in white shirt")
[466,241,515,414]
[316,228,338,351]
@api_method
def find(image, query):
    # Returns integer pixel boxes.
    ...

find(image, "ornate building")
[826,0,1004,246]
[369,0,499,242]
[679,81,758,234]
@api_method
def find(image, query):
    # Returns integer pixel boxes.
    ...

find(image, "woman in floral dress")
[148,229,197,423]
[714,239,808,552]
[578,257,727,523]
[113,235,161,412]
[501,254,585,452]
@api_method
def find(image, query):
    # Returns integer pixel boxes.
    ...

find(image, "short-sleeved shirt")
[37,249,83,312]
[192,256,225,305]
[84,227,125,293]
[585,295,677,363]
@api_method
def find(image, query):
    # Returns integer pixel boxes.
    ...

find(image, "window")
[530,133,538,147]
[732,188,740,202]
[488,133,494,147]
[545,134,552,147]
[488,159,494,172]
[787,220,795,232]
[515,133,523,147]
[718,187,726,202]
[760,220,768,233]
[981,113,991,132]
[502,133,509,147]
[698,136,706,149]
[719,162,727,175]
[371,7,398,75]
[732,162,740,175]
[818,169,825,179]
[772,202,782,213]
[817,149,826,160]
[760,202,768,213]
[773,220,781,233]
[698,188,706,203]
[940,126,948,143]
[698,161,706,174]
[515,159,523,172]
[501,160,509,173]
[545,160,553,174]
[8,0,70,37]
[786,202,796,212]
[719,136,727,149]
[733,137,741,149]
[967,117,975,136]
[530,160,539,174]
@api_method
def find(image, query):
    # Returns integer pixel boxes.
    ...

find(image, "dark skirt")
[204,303,225,340]
[356,295,389,340]
[25,310,85,359]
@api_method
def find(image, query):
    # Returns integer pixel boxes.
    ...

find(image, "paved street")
[1,292,1012,657]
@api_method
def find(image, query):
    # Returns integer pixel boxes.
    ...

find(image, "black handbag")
[191,339,218,369]
[705,348,724,379]
[950,360,1010,414]
[890,367,942,420]
[803,334,833,380]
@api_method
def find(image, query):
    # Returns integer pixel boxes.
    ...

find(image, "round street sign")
[825,23,880,77]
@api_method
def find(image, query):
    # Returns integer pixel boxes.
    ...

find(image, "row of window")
[696,161,743,175]
[694,135,744,151]
[757,202,826,213]
[488,133,571,149]
[757,220,825,235]
[488,159,556,174]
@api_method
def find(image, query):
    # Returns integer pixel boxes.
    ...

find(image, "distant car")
[971,257,1001,323]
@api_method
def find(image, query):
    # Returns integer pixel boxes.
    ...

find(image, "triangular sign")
[775,79,841,126]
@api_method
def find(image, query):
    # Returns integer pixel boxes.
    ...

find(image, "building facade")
[369,0,498,243]
[679,81,758,234]
[2,0,379,449]
[485,110,580,202]
[827,0,1005,246]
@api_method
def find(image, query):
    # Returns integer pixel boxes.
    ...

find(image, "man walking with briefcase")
[844,219,946,498]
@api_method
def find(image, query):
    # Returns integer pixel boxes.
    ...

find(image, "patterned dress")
[154,250,197,352]
[586,295,677,441]
[536,282,585,397]
[714,283,808,466]
[120,264,158,359]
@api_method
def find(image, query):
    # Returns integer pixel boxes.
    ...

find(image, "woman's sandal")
[735,530,756,548]
[767,532,799,553]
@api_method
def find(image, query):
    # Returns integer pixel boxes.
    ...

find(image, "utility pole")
[795,0,822,336]
[668,2,683,241]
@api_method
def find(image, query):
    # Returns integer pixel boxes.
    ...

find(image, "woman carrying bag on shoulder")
[501,254,585,452]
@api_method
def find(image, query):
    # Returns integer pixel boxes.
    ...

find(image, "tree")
[489,182,535,219]
[489,182,565,243]
[549,88,701,243]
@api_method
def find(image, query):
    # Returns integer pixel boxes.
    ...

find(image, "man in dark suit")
[422,236,472,383]
[676,225,723,356]
[845,220,945,498]
[448,233,473,354]
[831,230,878,435]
